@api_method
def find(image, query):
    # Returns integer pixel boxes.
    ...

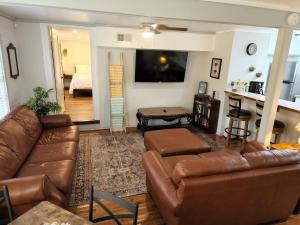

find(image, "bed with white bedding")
[69,64,92,97]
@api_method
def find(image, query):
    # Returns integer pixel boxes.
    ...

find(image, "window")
[0,46,9,119]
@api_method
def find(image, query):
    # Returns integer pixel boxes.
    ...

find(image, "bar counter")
[225,88,300,113]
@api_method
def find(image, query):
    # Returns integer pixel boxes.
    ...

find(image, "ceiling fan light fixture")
[142,26,154,38]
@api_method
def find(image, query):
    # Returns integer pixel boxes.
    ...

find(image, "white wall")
[0,16,25,108]
[228,31,272,89]
[15,22,51,101]
[61,40,91,74]
[96,48,210,128]
[198,31,235,135]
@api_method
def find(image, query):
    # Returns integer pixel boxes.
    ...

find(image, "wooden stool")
[225,94,252,146]
[255,100,285,144]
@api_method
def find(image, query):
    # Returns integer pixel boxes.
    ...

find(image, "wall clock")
[246,43,257,56]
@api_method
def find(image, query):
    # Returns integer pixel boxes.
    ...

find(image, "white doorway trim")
[40,23,99,122]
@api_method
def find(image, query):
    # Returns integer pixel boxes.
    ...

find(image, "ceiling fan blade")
[156,24,188,31]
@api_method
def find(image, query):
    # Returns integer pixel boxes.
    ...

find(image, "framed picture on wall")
[210,58,222,79]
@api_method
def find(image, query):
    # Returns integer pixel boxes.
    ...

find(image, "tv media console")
[136,107,192,134]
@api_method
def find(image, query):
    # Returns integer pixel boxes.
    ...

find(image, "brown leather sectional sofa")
[0,106,79,215]
[144,133,300,225]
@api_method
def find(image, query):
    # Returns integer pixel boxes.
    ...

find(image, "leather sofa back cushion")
[171,156,250,185]
[240,141,266,154]
[0,107,42,176]
[12,106,42,140]
[0,145,21,179]
[243,150,300,169]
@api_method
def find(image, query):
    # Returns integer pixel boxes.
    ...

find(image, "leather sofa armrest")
[0,175,66,207]
[40,114,73,129]
[143,151,181,216]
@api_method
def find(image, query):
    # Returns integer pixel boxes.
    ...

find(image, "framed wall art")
[210,58,222,79]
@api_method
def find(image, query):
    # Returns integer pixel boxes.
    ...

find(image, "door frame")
[43,24,98,121]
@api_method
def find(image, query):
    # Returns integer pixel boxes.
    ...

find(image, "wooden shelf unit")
[192,94,220,134]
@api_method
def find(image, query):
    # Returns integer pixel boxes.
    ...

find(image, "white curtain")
[0,47,9,119]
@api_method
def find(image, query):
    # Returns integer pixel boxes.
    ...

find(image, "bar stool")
[225,93,252,146]
[255,100,285,144]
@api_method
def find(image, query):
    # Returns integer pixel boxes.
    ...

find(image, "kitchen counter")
[225,88,300,113]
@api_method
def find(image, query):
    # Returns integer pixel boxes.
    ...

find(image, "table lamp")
[296,123,300,144]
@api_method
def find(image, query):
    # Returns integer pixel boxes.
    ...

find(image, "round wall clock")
[246,43,257,56]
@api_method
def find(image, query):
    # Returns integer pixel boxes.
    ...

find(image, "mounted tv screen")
[135,49,188,82]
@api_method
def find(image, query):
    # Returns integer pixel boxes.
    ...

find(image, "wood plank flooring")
[68,133,300,225]
[64,90,94,122]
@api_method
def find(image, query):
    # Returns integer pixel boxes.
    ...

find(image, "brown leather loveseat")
[0,106,79,215]
[144,142,300,225]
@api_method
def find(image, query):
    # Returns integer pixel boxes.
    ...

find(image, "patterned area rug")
[69,130,222,206]
[69,132,146,206]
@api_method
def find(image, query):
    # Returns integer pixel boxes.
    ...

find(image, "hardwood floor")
[68,193,300,225]
[64,90,94,122]
[68,133,300,225]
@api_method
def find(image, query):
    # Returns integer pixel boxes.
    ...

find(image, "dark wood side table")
[136,107,192,134]
[9,201,92,225]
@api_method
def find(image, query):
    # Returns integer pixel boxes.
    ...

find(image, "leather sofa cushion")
[198,150,240,158]
[241,141,267,154]
[38,126,79,145]
[172,155,250,185]
[16,160,75,194]
[162,155,199,177]
[243,150,300,169]
[0,119,35,162]
[144,128,211,156]
[0,145,21,179]
[0,106,42,179]
[12,106,42,140]
[26,142,78,163]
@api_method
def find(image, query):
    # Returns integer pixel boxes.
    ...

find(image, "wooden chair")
[89,186,139,225]
[0,185,14,225]
[225,93,252,146]
[255,100,285,143]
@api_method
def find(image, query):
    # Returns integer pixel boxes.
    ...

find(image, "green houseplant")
[25,87,61,117]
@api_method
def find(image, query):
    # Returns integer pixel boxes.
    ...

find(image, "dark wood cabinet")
[192,94,220,134]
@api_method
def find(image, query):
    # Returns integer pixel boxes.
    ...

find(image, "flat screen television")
[135,49,188,82]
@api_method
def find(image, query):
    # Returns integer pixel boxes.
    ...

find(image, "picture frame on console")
[198,81,208,95]
[210,58,222,79]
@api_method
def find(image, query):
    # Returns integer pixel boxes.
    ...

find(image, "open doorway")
[50,27,94,122]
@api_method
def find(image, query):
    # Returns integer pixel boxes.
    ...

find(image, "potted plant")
[25,87,61,117]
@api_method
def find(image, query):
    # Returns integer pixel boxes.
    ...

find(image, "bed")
[69,64,92,97]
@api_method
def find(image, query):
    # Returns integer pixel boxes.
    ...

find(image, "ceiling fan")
[141,23,188,38]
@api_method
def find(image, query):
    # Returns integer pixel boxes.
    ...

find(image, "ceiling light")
[72,29,78,33]
[142,26,154,39]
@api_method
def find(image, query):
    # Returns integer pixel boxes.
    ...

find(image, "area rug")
[69,129,222,206]
[69,132,146,206]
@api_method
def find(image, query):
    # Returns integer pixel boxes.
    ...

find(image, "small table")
[9,201,92,225]
[136,107,192,134]
[272,143,300,153]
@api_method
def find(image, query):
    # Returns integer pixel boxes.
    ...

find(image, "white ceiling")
[202,0,300,12]
[0,4,273,34]
[53,28,90,42]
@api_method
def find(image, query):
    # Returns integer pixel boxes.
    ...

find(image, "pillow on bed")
[75,64,90,74]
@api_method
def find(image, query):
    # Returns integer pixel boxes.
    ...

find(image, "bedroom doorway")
[50,27,94,123]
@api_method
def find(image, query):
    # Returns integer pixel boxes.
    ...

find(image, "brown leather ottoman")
[144,128,211,156]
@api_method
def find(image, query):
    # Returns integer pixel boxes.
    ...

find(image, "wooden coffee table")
[136,107,192,134]
[9,201,92,225]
